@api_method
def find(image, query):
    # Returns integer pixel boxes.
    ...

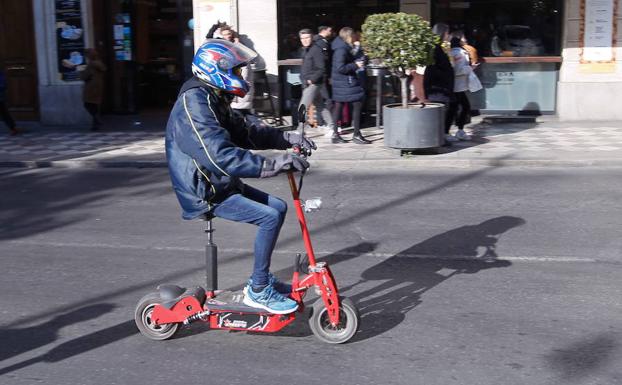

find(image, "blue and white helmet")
[192,39,257,97]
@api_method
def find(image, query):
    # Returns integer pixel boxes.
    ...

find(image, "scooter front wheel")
[309,297,360,344]
[134,292,179,340]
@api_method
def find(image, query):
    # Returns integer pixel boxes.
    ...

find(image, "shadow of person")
[346,216,525,342]
[403,216,526,261]
[0,319,137,376]
[0,303,116,362]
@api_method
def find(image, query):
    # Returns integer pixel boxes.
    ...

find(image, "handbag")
[468,71,483,93]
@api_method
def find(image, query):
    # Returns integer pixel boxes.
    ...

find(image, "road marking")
[5,239,599,263]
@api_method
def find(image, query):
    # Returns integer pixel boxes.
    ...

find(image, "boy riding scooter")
[165,39,316,314]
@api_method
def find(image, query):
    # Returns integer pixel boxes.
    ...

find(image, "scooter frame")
[136,105,358,343]
[141,171,350,337]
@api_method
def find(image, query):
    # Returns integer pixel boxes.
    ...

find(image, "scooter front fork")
[293,262,341,326]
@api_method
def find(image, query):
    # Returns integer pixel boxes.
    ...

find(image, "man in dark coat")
[299,27,335,138]
[314,25,333,84]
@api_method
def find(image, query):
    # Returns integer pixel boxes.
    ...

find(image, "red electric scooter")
[134,107,360,344]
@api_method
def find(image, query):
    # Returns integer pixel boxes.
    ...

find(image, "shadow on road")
[0,303,116,372]
[545,332,620,381]
[345,216,525,342]
[0,168,170,241]
[1,156,517,353]
[0,319,137,376]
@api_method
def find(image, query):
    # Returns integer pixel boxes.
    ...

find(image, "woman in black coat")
[330,27,371,144]
[423,23,456,144]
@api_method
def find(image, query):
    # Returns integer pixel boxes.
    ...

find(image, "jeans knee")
[260,207,283,230]
[272,198,287,217]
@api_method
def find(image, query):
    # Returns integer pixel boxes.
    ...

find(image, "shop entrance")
[0,0,39,120]
[93,0,194,115]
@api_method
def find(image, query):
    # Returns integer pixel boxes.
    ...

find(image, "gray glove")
[283,131,317,155]
[260,154,310,178]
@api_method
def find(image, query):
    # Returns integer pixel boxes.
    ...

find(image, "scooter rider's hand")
[283,131,316,155]
[260,153,310,178]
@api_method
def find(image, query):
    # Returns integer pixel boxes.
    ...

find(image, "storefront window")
[277,0,399,59]
[432,0,564,57]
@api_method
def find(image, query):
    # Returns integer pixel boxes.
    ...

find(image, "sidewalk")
[2,116,622,168]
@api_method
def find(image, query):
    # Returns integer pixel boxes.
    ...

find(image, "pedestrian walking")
[313,26,335,136]
[79,49,106,131]
[330,27,370,144]
[454,30,482,117]
[449,36,476,141]
[453,30,479,66]
[298,27,335,138]
[423,23,456,145]
[0,69,20,135]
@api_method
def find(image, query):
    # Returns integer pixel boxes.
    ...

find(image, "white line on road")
[5,239,599,263]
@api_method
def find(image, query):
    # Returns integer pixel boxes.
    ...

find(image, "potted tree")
[362,13,444,150]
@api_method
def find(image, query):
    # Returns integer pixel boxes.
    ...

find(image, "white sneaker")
[445,134,459,142]
[455,129,471,141]
[316,125,334,138]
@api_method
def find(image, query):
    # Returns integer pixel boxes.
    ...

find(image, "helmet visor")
[203,38,257,69]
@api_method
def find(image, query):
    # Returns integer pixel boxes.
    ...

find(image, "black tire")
[134,292,179,341]
[309,297,360,344]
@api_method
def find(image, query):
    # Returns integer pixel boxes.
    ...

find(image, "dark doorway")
[94,0,194,114]
[0,0,39,120]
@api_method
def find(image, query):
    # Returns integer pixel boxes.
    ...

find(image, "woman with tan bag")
[80,49,106,131]
[449,36,482,141]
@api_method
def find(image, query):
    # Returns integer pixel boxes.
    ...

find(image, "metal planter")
[383,102,445,149]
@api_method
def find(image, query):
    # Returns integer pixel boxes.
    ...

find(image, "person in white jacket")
[449,36,475,141]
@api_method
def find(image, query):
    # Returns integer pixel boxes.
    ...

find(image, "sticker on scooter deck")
[215,312,272,330]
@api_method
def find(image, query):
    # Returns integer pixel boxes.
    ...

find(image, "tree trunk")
[400,76,408,108]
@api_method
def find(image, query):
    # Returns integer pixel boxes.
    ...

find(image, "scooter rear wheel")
[309,296,360,344]
[134,292,179,340]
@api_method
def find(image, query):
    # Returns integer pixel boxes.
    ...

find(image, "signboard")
[113,13,132,61]
[580,0,618,69]
[55,0,85,81]
[470,63,558,112]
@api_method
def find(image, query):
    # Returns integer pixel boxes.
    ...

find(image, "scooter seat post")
[205,217,214,244]
[203,214,217,295]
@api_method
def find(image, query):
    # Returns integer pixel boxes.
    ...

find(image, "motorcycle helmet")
[192,39,257,97]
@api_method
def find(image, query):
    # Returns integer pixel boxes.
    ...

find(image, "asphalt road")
[1,165,621,385]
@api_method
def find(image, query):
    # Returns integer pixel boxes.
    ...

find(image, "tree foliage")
[362,13,439,78]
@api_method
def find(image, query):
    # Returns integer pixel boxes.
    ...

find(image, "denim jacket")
[165,77,289,220]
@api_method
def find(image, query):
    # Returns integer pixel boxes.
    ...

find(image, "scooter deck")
[206,290,270,314]
[205,290,297,331]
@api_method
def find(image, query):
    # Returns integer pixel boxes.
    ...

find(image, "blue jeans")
[213,184,287,287]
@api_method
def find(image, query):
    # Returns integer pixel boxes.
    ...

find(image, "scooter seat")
[158,284,186,300]
[158,285,206,309]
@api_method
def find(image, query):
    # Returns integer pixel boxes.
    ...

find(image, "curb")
[3,158,622,169]
[0,160,168,169]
